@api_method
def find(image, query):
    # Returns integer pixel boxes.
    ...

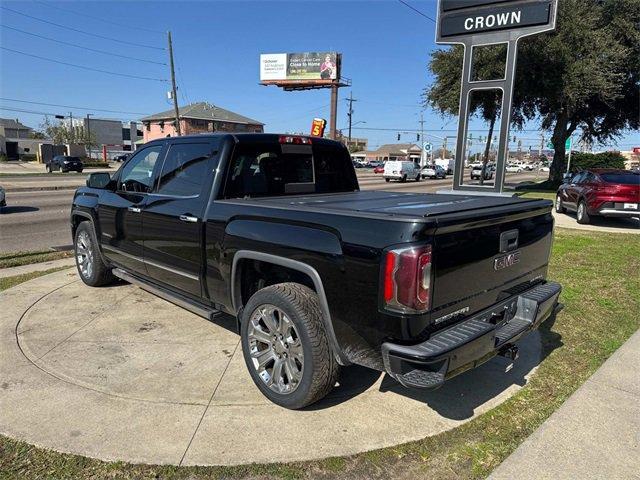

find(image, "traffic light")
[416,133,420,141]
[397,133,401,141]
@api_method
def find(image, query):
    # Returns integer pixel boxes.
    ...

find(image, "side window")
[156,143,215,196]
[571,172,585,184]
[119,145,162,193]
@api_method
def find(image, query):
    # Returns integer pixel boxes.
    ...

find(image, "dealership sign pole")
[436,0,558,193]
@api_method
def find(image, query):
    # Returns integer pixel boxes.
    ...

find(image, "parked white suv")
[384,161,421,182]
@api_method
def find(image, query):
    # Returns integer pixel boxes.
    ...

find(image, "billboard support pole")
[329,84,338,140]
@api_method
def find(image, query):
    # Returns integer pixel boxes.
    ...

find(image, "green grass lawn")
[0,250,73,269]
[0,229,638,479]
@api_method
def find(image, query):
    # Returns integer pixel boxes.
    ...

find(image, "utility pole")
[442,137,447,160]
[419,112,426,166]
[539,133,544,159]
[167,31,181,136]
[68,111,74,144]
[346,91,357,145]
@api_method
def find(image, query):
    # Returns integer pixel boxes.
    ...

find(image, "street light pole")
[86,113,93,159]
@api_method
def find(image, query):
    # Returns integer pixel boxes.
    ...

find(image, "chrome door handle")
[128,206,142,213]
[179,215,198,223]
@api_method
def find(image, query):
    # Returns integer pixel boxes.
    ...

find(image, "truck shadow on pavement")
[309,314,563,419]
[0,206,39,214]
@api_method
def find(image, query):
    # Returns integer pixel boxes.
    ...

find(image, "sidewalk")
[489,329,640,480]
[0,257,75,278]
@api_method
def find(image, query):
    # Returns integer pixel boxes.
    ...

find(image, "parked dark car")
[113,154,130,162]
[556,169,640,224]
[71,133,561,409]
[47,155,83,173]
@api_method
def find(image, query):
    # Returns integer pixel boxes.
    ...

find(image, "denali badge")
[494,251,521,271]
[434,306,470,325]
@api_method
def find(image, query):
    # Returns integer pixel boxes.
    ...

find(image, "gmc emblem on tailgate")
[494,251,521,271]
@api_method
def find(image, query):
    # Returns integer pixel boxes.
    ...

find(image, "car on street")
[47,155,83,173]
[0,185,5,209]
[383,160,421,182]
[556,169,640,224]
[506,164,522,173]
[470,163,494,180]
[71,133,561,409]
[434,158,455,175]
[113,154,130,162]
[421,164,446,179]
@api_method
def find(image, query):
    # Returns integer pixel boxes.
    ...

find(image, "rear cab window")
[223,140,358,199]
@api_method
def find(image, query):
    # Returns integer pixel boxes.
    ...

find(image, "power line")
[0,6,165,51]
[0,106,61,116]
[1,47,168,82]
[0,25,166,65]
[33,0,165,35]
[0,98,150,116]
[0,106,139,122]
[397,0,436,23]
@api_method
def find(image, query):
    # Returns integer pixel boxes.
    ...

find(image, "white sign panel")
[260,53,287,81]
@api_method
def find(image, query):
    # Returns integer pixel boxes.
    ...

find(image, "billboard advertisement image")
[260,52,339,84]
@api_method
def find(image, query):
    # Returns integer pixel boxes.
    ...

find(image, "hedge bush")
[569,151,626,172]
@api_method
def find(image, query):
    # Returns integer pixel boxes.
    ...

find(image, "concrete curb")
[0,257,76,278]
[5,185,80,193]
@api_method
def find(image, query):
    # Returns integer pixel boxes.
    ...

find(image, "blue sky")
[1,0,638,152]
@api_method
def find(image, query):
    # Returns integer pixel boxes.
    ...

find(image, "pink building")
[141,102,264,142]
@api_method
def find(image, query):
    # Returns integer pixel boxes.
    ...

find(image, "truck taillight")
[382,245,432,313]
[279,135,312,145]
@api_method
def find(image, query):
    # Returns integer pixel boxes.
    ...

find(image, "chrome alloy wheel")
[577,202,585,220]
[76,230,94,280]
[247,304,303,394]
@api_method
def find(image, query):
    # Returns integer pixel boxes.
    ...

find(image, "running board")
[112,268,221,321]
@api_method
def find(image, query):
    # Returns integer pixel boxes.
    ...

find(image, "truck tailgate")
[430,202,554,323]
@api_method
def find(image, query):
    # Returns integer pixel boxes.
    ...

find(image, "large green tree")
[425,0,639,183]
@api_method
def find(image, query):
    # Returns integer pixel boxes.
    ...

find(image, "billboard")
[260,52,339,83]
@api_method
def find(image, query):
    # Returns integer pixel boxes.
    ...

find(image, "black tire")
[241,283,340,409]
[401,174,407,183]
[415,174,421,182]
[385,178,390,183]
[78,169,83,174]
[555,194,566,214]
[576,200,591,224]
[47,165,52,173]
[74,221,115,286]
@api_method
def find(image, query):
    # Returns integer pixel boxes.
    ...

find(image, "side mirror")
[86,172,112,189]
[562,173,573,183]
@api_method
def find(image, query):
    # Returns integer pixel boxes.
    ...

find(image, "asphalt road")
[0,171,542,254]
[0,189,75,253]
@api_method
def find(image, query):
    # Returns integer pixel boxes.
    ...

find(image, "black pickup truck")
[71,133,562,409]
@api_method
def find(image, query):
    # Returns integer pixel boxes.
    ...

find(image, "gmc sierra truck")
[71,133,562,409]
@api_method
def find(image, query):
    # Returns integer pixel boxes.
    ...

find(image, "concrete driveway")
[0,269,544,466]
